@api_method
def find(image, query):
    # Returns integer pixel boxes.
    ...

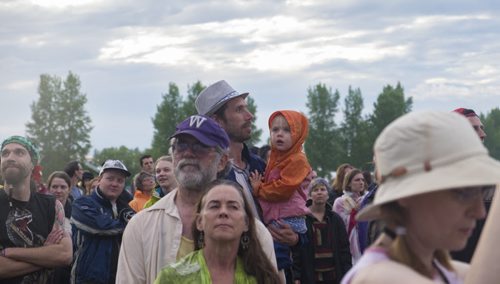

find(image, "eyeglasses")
[452,186,494,203]
[472,125,485,132]
[172,141,215,157]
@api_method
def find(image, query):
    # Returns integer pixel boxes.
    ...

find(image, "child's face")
[270,115,292,152]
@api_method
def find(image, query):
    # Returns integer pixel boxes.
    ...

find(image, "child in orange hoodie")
[250,110,315,269]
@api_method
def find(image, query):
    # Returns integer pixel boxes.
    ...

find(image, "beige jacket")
[116,188,278,284]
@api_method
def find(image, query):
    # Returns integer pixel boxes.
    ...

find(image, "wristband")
[0,248,6,257]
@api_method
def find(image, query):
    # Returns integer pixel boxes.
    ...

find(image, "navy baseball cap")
[170,115,229,150]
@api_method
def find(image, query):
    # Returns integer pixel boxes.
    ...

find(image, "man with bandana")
[0,136,72,283]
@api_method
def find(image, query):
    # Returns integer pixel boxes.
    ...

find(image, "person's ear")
[211,114,224,125]
[217,154,229,173]
[195,214,204,231]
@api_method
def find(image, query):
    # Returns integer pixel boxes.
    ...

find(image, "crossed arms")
[0,200,73,278]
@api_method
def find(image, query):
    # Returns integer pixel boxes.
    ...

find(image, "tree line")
[24,71,500,179]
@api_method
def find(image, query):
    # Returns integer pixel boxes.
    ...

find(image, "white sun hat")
[357,111,500,221]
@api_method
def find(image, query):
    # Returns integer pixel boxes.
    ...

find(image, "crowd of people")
[1,79,499,284]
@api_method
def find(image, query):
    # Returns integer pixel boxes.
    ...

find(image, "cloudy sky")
[1,0,499,152]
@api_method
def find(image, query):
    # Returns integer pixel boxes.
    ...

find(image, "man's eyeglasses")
[172,141,217,156]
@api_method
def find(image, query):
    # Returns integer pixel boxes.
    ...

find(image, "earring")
[240,232,250,250]
[198,231,205,248]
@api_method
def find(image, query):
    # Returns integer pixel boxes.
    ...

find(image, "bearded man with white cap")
[341,111,500,284]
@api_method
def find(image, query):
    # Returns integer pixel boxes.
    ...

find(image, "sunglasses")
[172,141,217,157]
[452,185,495,203]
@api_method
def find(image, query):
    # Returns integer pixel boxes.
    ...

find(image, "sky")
[1,0,499,153]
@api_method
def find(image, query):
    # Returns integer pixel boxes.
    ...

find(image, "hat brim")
[357,153,500,222]
[99,168,131,177]
[170,129,219,148]
[205,92,249,116]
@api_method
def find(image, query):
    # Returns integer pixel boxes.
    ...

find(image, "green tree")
[151,83,184,158]
[26,72,92,175]
[304,83,341,179]
[182,81,205,117]
[247,96,262,146]
[482,108,500,160]
[371,82,412,136]
[150,81,263,155]
[340,86,372,169]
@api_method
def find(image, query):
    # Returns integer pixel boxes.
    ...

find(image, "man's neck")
[4,180,31,202]
[175,186,203,207]
[175,187,202,240]
[71,178,78,188]
[229,141,246,169]
[161,186,175,195]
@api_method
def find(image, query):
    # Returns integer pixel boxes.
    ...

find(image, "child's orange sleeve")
[257,156,310,202]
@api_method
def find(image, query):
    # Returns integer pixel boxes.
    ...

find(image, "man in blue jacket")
[71,159,134,284]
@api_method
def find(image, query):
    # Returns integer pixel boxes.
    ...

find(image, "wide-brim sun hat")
[357,111,500,221]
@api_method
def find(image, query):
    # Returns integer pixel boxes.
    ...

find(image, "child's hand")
[249,170,263,195]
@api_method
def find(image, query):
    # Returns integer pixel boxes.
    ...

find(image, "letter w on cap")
[189,115,207,128]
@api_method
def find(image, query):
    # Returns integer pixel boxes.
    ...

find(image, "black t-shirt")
[0,190,56,284]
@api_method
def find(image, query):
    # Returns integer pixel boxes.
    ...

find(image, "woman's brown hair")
[47,171,71,189]
[342,168,363,193]
[193,179,280,284]
[332,163,353,193]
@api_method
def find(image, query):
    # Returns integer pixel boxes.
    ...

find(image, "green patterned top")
[154,250,257,284]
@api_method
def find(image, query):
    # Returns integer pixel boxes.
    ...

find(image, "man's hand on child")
[267,220,299,246]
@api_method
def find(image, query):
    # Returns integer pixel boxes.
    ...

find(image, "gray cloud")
[1,0,499,151]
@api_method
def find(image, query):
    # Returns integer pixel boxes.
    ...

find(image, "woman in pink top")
[333,169,365,264]
[342,111,500,284]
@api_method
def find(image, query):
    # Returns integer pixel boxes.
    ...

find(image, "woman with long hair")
[333,169,365,264]
[329,164,353,204]
[155,180,280,283]
[47,171,72,220]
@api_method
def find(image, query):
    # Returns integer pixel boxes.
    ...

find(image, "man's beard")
[222,119,252,143]
[174,158,219,191]
[1,162,30,185]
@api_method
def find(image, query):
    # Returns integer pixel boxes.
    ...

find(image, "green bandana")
[1,136,40,165]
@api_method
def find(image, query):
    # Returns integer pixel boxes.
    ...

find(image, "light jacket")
[129,190,152,212]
